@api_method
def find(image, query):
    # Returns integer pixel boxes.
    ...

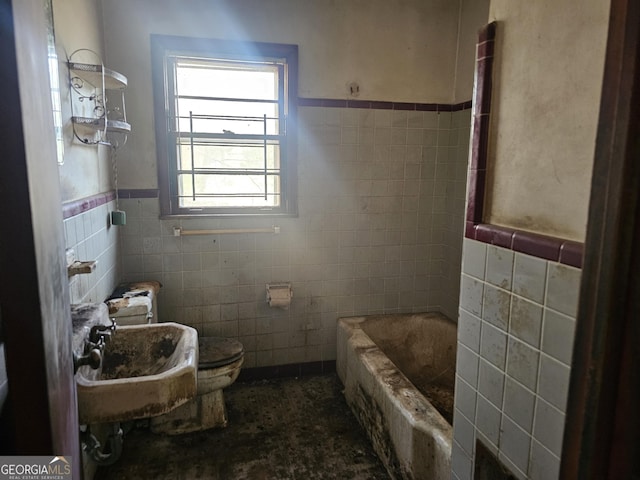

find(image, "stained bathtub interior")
[338,312,457,479]
[360,313,457,423]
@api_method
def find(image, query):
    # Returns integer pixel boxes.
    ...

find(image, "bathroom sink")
[76,322,198,424]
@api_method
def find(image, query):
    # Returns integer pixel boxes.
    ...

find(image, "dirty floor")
[95,374,390,479]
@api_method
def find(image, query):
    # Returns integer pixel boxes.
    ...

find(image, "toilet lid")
[198,337,244,369]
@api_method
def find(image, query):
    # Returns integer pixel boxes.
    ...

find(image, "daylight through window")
[152,36,298,216]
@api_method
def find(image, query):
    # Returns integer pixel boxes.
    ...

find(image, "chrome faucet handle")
[89,322,115,343]
[84,335,105,353]
[73,347,102,373]
[86,347,102,367]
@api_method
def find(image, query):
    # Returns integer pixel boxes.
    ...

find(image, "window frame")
[151,34,298,217]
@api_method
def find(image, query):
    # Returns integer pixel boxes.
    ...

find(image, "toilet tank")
[105,281,161,326]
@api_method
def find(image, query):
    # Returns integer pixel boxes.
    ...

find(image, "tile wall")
[440,110,471,319]
[451,238,581,480]
[118,105,472,369]
[63,199,121,304]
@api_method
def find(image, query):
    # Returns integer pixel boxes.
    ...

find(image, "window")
[151,35,298,216]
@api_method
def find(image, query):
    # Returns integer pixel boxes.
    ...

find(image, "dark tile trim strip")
[117,189,160,199]
[467,224,584,268]
[559,241,584,268]
[464,22,584,269]
[62,191,116,219]
[478,21,496,43]
[466,23,496,234]
[62,189,160,218]
[298,97,472,112]
[322,99,348,108]
[237,360,336,382]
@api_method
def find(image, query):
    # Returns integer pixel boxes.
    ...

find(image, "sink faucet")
[73,319,117,373]
[89,318,117,344]
[73,347,102,373]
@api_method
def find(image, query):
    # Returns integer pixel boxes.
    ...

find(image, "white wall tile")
[478,359,505,408]
[513,253,547,304]
[528,439,560,480]
[460,274,484,317]
[454,376,477,421]
[500,415,532,476]
[66,201,121,305]
[64,218,77,248]
[510,296,543,348]
[142,237,162,254]
[480,321,507,369]
[116,106,472,367]
[545,263,581,317]
[140,198,160,217]
[457,345,480,388]
[541,308,575,365]
[162,253,183,272]
[506,337,540,391]
[462,238,487,279]
[486,246,514,290]
[476,394,501,446]
[454,246,580,480]
[451,441,473,480]
[538,354,571,410]
[82,213,92,237]
[503,377,535,433]
[533,397,565,456]
[482,284,510,330]
[458,309,482,353]
[498,451,528,480]
[453,413,476,456]
[122,235,143,255]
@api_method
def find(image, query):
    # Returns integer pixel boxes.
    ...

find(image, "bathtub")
[337,312,456,480]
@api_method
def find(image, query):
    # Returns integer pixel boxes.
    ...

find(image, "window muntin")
[152,36,297,216]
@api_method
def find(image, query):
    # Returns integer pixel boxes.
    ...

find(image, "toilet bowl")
[105,282,244,435]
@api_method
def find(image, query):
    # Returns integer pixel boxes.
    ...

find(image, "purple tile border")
[62,189,160,218]
[478,22,492,43]
[298,97,472,112]
[62,191,116,219]
[559,241,584,268]
[117,189,160,199]
[467,224,584,268]
[464,22,584,269]
[513,230,561,261]
[475,224,514,249]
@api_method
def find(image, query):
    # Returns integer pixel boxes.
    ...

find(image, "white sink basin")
[76,322,198,424]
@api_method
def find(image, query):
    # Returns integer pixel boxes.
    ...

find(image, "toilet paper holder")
[266,282,293,309]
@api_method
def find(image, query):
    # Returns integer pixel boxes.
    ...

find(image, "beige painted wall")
[100,0,463,189]
[485,0,610,242]
[453,0,490,103]
[54,0,112,202]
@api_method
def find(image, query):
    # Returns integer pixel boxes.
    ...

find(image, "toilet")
[105,281,244,435]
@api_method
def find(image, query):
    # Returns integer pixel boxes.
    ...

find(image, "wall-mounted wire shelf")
[68,49,130,147]
[68,62,127,90]
[71,116,131,144]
